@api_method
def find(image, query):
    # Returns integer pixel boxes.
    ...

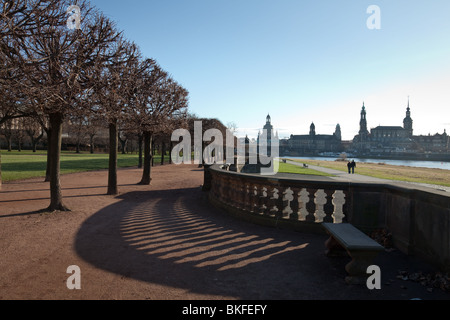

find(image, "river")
[288,156,450,171]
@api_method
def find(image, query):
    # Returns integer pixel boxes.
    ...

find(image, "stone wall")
[205,165,450,272]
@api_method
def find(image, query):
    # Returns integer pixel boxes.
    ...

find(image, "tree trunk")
[107,120,118,195]
[45,129,52,182]
[152,143,155,167]
[138,133,143,169]
[0,146,2,190]
[47,112,69,212]
[6,135,12,152]
[169,140,173,164]
[89,134,95,154]
[160,141,165,165]
[29,131,43,153]
[139,131,152,185]
[119,135,127,155]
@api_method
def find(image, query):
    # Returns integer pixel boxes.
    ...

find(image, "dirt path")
[0,164,449,301]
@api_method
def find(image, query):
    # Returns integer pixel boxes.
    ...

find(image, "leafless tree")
[90,38,141,195]
[129,59,189,185]
[23,116,44,152]
[1,0,120,210]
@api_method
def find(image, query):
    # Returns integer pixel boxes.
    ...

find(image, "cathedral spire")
[403,97,413,137]
[359,103,369,140]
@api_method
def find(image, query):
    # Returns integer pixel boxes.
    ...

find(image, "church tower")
[309,122,316,137]
[403,98,413,138]
[334,124,342,141]
[359,102,369,141]
[264,114,273,136]
[259,114,274,156]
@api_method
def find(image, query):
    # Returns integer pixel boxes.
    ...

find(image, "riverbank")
[287,158,450,188]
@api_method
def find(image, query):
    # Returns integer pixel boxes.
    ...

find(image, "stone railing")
[207,165,352,233]
[205,164,450,272]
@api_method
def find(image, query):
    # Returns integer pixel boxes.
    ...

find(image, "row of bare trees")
[0,0,189,211]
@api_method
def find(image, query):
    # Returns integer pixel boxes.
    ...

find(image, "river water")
[288,156,450,171]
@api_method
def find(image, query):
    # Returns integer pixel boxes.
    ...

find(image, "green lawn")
[288,158,450,187]
[0,150,169,182]
[0,151,334,183]
[277,161,334,176]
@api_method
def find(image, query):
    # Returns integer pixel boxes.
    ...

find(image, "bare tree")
[66,114,88,153]
[1,0,60,188]
[91,38,141,195]
[23,116,44,152]
[0,118,14,151]
[1,0,120,210]
[131,60,189,185]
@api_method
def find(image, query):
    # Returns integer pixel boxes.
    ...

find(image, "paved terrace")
[0,164,449,300]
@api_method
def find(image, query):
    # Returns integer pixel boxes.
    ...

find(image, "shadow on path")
[74,186,449,300]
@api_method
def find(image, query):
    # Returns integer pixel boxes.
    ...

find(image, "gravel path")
[0,164,448,300]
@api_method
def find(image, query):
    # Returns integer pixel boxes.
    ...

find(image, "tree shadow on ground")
[73,186,450,300]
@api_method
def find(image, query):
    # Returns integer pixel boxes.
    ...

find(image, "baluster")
[233,180,244,209]
[281,187,292,219]
[258,186,268,215]
[298,188,309,221]
[243,183,252,211]
[314,189,327,222]
[268,187,278,217]
[249,184,258,213]
[228,178,236,207]
[332,190,346,223]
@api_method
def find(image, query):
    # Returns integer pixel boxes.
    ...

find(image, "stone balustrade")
[208,165,351,232]
[205,164,450,272]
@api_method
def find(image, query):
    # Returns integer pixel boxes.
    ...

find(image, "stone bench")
[322,222,384,284]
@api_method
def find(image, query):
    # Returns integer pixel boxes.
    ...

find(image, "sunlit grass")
[277,161,334,177]
[288,158,450,187]
[0,150,168,182]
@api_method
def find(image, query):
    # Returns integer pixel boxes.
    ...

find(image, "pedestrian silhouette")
[351,160,356,174]
[347,161,351,174]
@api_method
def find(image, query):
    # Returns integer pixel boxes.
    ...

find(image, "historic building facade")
[352,101,449,154]
[286,122,343,155]
[257,114,278,157]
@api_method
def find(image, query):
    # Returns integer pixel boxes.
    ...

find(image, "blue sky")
[89,0,450,140]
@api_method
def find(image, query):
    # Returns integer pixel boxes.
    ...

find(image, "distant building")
[287,122,343,155]
[352,100,449,154]
[257,114,278,156]
[414,130,449,153]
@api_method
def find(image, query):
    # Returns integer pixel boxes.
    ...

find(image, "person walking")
[347,161,351,174]
[351,160,356,174]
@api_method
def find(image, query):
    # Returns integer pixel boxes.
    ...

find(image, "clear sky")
[89,0,450,140]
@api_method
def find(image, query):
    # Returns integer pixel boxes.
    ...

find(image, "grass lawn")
[288,158,450,187]
[277,161,334,177]
[0,150,169,182]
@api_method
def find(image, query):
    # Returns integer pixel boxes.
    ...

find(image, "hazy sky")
[89,0,450,140]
